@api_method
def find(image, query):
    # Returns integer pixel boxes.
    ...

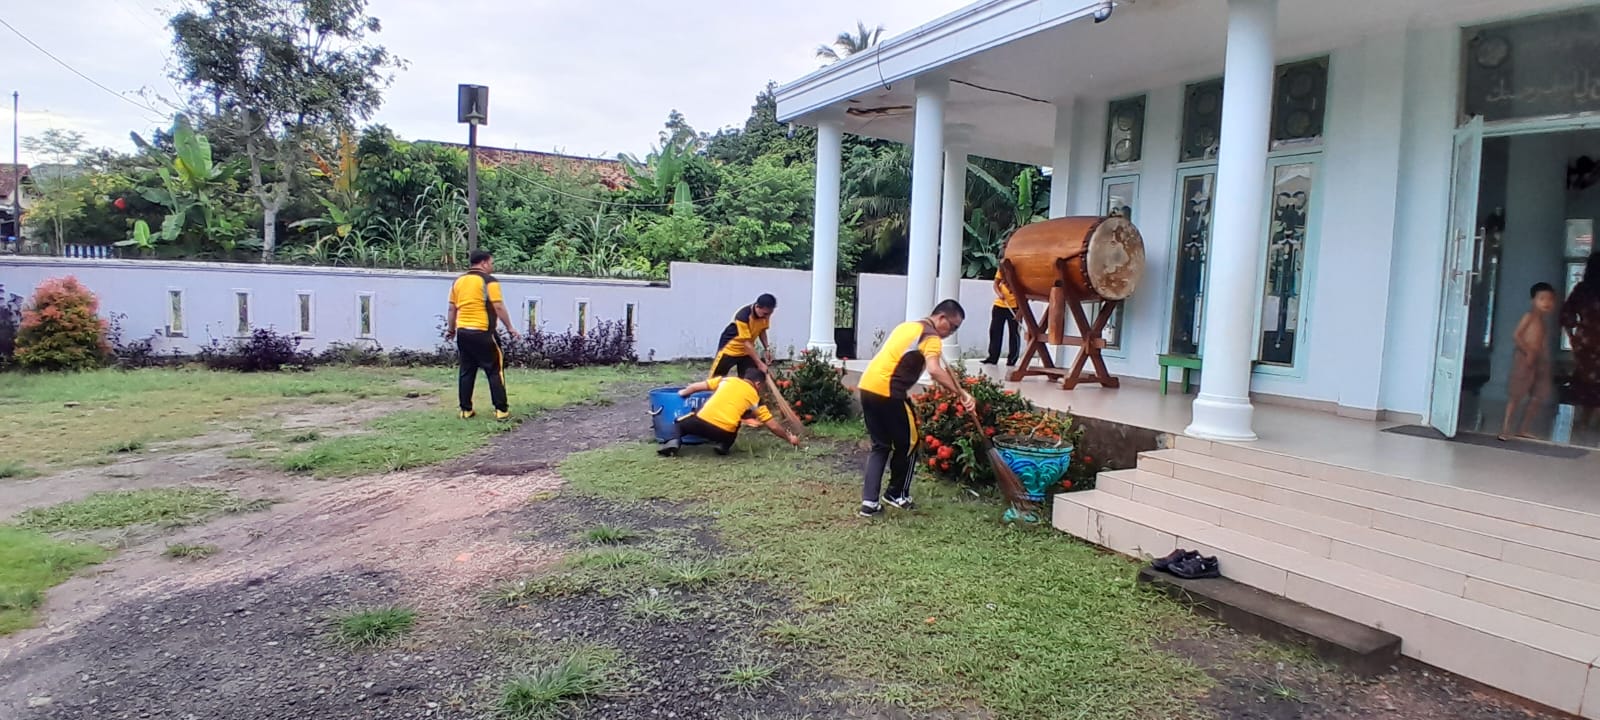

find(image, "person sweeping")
[708,294,777,379]
[856,300,973,517]
[659,368,800,456]
[444,250,518,420]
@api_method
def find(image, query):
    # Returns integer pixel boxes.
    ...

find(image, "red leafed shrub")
[15,276,111,372]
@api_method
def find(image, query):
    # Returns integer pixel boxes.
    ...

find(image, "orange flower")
[927,458,939,469]
[937,446,954,460]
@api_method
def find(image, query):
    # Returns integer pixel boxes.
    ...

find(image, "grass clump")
[13,487,256,531]
[762,619,823,647]
[497,645,627,720]
[0,460,34,480]
[0,526,107,634]
[722,660,780,694]
[334,606,417,648]
[489,575,591,606]
[563,548,651,572]
[560,439,1210,720]
[581,525,637,545]
[104,438,146,455]
[622,592,683,621]
[163,543,220,560]
[653,557,722,589]
[287,430,322,443]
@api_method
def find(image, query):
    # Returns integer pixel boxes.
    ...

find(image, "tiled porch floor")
[843,359,1600,515]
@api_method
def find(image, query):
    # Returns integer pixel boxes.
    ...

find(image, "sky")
[2,0,971,165]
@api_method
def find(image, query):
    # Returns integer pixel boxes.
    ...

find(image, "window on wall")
[167,289,185,337]
[524,298,540,334]
[296,292,314,337]
[1169,170,1217,355]
[1098,177,1139,350]
[1270,57,1329,150]
[234,291,252,336]
[1257,159,1317,368]
[358,293,374,338]
[1103,95,1146,171]
[1462,9,1600,124]
[1180,79,1224,163]
[624,302,637,341]
[576,300,589,336]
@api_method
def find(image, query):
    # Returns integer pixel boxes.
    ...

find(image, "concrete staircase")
[1053,435,1600,718]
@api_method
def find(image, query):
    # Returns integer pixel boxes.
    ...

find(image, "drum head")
[1085,216,1146,301]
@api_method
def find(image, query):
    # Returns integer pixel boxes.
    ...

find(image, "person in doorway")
[1499,282,1558,441]
[856,300,974,518]
[445,250,519,420]
[658,368,800,456]
[1561,253,1600,431]
[982,270,1021,367]
[708,294,777,380]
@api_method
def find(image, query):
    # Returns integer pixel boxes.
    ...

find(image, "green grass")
[622,592,683,621]
[807,418,866,440]
[563,547,652,572]
[497,645,628,720]
[13,487,263,531]
[163,543,220,560]
[653,557,722,589]
[103,438,146,455]
[0,460,34,480]
[275,365,693,478]
[560,438,1210,720]
[0,526,108,634]
[581,525,638,545]
[722,659,780,694]
[762,619,824,647]
[333,606,417,647]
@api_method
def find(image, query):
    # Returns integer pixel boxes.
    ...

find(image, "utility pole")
[10,91,18,243]
[457,84,489,254]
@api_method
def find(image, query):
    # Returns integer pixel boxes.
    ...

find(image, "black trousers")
[861,391,918,504]
[985,305,1020,365]
[708,350,758,380]
[672,414,738,452]
[456,328,507,412]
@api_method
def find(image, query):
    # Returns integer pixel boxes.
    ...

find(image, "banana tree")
[120,116,243,251]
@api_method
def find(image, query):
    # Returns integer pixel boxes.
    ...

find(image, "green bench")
[1157,353,1202,395]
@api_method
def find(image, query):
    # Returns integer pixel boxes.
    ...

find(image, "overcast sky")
[3,0,970,164]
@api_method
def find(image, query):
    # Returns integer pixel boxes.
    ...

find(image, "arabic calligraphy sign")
[1463,10,1600,123]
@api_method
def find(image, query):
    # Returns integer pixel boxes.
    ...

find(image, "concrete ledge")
[1136,566,1401,677]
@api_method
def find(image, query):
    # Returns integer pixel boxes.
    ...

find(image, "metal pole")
[11,91,18,243]
[466,122,480,253]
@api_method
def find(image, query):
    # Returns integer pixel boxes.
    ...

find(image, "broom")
[964,405,1036,514]
[762,374,808,439]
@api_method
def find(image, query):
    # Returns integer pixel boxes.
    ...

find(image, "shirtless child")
[1500,282,1558,441]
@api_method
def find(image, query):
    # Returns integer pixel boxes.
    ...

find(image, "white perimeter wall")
[0,259,816,363]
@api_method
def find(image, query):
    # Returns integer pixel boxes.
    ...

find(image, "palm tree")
[816,21,885,62]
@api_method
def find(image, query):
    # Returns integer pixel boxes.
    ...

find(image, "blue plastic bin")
[649,386,714,445]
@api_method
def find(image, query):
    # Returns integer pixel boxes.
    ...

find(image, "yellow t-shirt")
[696,376,773,432]
[716,305,771,357]
[449,271,503,331]
[993,271,1019,309]
[859,321,942,399]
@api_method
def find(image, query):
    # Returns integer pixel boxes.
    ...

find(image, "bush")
[0,285,22,369]
[773,349,852,424]
[913,368,1086,490]
[14,276,110,372]
[498,320,637,369]
[106,312,167,369]
[315,341,387,367]
[199,328,310,372]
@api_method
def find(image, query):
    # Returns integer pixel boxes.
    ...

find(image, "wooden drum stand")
[998,257,1121,390]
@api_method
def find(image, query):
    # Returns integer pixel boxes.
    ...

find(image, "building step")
[1135,566,1401,677]
[1141,448,1600,579]
[1053,489,1600,717]
[1098,468,1600,634]
[1169,435,1600,542]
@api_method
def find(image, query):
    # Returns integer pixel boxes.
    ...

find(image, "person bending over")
[659,368,800,456]
[709,294,777,379]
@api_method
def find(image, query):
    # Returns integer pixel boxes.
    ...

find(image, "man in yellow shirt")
[658,368,800,456]
[708,294,777,379]
[444,250,519,420]
[982,269,1021,366]
[856,299,973,517]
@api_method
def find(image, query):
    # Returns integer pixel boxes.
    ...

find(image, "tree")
[816,21,884,63]
[169,0,401,260]
[22,129,88,168]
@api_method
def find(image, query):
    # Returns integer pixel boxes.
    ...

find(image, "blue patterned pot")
[992,437,1074,503]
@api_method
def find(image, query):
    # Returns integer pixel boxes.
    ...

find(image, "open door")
[1428,116,1484,437]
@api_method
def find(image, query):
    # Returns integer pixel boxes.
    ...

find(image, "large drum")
[1001,216,1146,302]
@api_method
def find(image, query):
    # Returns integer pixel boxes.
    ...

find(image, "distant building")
[423,143,631,190]
[0,164,28,240]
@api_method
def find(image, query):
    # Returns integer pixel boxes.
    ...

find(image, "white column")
[1186,0,1276,442]
[905,76,947,321]
[1047,99,1078,366]
[937,145,968,361]
[807,117,844,356]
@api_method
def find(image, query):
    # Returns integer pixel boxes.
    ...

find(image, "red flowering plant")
[771,348,853,424]
[912,368,1033,487]
[14,276,111,372]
